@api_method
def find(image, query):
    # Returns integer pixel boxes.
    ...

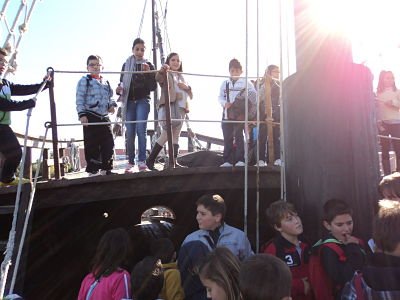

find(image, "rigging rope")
[137,0,148,37]
[9,125,51,293]
[0,74,51,298]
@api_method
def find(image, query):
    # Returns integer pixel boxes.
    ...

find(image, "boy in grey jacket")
[76,55,117,176]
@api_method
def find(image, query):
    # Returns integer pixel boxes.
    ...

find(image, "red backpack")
[309,239,346,300]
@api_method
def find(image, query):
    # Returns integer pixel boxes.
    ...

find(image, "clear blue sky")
[2,0,400,147]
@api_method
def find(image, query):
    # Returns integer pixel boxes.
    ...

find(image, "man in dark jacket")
[0,47,47,186]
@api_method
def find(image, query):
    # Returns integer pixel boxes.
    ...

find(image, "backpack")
[309,240,346,300]
[226,81,257,121]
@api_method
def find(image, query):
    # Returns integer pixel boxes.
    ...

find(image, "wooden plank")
[25,167,281,209]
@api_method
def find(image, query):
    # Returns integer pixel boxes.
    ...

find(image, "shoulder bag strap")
[226,80,230,103]
[85,279,100,300]
[123,273,130,299]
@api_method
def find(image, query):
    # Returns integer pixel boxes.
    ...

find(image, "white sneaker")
[138,161,150,172]
[124,163,136,174]
[235,161,246,167]
[88,171,101,177]
[255,160,267,167]
[220,162,233,167]
[274,159,282,166]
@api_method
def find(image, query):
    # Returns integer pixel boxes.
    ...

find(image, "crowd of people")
[2,40,400,298]
[71,183,400,300]
[1,37,400,181]
[0,35,284,185]
[74,38,282,175]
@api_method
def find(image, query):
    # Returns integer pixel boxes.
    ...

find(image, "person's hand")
[43,74,52,82]
[28,98,37,108]
[225,102,233,109]
[116,85,123,95]
[302,278,311,295]
[142,63,150,72]
[178,82,189,91]
[159,64,170,73]
[377,121,385,132]
[342,234,359,245]
[108,106,115,114]
[80,116,88,126]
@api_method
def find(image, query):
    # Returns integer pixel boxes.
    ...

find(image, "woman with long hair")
[77,228,132,300]
[198,247,241,300]
[376,70,400,175]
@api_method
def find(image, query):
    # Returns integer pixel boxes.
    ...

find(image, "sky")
[1,0,293,149]
[2,0,400,150]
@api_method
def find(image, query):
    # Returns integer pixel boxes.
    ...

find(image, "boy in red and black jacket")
[312,198,366,300]
[261,200,313,300]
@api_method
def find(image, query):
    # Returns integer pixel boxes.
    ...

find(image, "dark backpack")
[309,240,346,300]
[226,81,257,121]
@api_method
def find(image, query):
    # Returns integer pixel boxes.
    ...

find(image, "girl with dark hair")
[376,70,400,175]
[198,247,241,300]
[131,256,164,300]
[117,37,157,173]
[77,228,132,300]
[146,52,193,170]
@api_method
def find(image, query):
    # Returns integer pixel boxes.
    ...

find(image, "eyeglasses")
[88,63,102,67]
[0,59,9,66]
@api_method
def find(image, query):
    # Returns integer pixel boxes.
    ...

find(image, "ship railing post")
[47,67,61,179]
[42,148,49,180]
[59,147,65,177]
[162,71,175,168]
[22,147,32,181]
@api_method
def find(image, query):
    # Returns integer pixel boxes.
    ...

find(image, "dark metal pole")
[162,72,175,168]
[47,67,60,179]
[151,0,159,132]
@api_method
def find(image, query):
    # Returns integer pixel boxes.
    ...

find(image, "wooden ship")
[0,0,382,298]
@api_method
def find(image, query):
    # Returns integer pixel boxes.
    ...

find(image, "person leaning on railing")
[0,47,50,187]
[146,52,193,170]
[376,70,400,176]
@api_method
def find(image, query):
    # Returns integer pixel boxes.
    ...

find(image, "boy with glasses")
[76,54,117,176]
[0,47,49,187]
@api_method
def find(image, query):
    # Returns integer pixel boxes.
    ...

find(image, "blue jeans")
[126,98,150,164]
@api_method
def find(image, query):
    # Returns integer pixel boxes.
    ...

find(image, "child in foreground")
[310,199,366,300]
[240,253,292,300]
[262,200,312,300]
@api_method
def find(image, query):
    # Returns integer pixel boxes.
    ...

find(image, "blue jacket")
[76,75,116,119]
[181,223,254,261]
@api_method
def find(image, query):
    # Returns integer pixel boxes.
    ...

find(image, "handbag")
[112,107,123,137]
[228,90,257,121]
[158,102,182,129]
